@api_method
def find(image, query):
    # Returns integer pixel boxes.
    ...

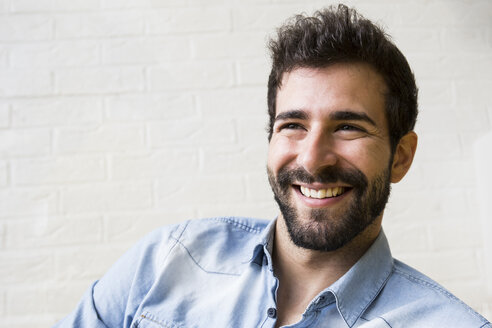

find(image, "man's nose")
[297,131,338,175]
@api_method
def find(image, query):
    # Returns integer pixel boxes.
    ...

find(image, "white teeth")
[299,186,346,199]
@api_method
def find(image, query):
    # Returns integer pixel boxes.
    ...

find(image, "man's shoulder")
[368,258,490,327]
[391,259,476,311]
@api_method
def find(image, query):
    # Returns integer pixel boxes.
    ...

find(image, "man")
[55,5,490,328]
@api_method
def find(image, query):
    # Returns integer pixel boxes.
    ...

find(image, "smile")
[299,186,347,199]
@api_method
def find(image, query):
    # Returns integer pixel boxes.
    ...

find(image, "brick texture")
[0,0,491,325]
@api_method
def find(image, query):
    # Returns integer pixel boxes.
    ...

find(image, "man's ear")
[390,131,418,183]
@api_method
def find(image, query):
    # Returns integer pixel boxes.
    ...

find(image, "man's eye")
[280,123,303,130]
[338,124,363,132]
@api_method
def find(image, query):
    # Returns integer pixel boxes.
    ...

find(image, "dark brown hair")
[267,4,418,151]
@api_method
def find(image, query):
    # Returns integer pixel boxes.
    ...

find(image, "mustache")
[276,166,368,191]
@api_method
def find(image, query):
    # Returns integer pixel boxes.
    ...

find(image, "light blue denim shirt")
[54,217,490,328]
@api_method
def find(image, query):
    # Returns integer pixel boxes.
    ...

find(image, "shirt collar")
[325,230,394,327]
[250,218,276,267]
[250,220,394,327]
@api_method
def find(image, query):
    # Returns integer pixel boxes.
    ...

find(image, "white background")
[0,0,490,326]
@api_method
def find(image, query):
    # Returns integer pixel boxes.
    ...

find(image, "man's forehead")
[279,63,387,91]
[274,63,389,128]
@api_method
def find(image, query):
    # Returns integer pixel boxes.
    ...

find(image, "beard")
[267,164,391,252]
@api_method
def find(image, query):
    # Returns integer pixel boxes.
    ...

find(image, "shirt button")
[267,307,277,318]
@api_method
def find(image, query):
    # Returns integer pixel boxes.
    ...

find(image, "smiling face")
[267,63,394,251]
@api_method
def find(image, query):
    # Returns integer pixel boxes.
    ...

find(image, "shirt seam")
[90,281,110,328]
[138,311,183,328]
[209,217,264,234]
[172,237,241,276]
[394,267,453,298]
[259,314,269,328]
[377,316,393,328]
[358,315,392,327]
[159,220,190,269]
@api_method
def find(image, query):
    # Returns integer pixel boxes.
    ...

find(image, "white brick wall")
[0,0,490,326]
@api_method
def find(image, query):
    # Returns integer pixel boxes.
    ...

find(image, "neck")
[271,214,382,327]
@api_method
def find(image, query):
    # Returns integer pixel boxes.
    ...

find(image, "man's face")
[267,63,393,251]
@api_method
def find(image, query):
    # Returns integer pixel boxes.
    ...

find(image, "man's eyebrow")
[274,109,309,122]
[330,110,377,126]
